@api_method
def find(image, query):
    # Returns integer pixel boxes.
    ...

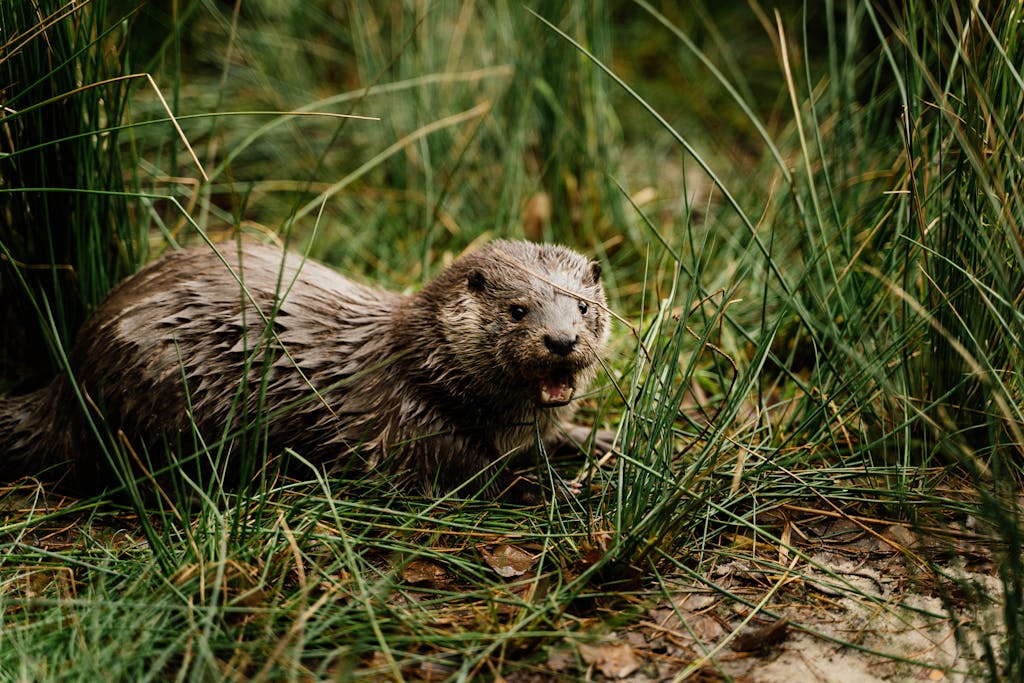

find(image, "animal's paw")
[547,422,617,457]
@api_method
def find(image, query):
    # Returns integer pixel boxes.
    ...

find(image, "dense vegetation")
[1,1,1020,680]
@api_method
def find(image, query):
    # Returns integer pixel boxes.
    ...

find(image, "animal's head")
[429,240,609,408]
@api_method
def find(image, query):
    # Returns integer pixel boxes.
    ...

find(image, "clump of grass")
[0,1,146,390]
[607,1,1023,677]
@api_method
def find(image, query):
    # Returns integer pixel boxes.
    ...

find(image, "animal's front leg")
[545,421,616,457]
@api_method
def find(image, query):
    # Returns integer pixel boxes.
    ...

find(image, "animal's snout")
[543,333,578,356]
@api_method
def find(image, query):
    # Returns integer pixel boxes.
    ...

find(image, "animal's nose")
[544,333,578,356]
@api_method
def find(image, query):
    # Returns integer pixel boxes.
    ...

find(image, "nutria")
[0,240,610,500]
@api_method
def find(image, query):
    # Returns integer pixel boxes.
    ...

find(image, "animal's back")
[2,243,402,490]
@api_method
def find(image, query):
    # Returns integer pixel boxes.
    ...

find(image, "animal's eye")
[578,300,589,315]
[509,305,528,321]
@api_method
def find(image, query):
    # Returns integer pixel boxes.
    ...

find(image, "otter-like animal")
[0,240,610,499]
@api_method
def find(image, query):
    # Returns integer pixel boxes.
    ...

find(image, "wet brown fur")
[0,240,609,498]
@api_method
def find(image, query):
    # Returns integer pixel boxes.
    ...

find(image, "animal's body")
[0,240,609,499]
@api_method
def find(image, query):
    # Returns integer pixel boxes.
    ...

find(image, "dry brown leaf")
[546,647,575,673]
[480,544,536,578]
[401,559,447,586]
[730,617,789,652]
[691,613,727,642]
[578,641,641,679]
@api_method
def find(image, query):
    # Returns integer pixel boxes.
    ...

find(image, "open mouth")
[524,367,576,407]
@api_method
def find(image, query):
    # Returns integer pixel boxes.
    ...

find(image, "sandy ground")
[552,516,1005,683]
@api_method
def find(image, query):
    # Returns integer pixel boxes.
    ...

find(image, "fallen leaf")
[546,647,574,672]
[691,613,727,642]
[402,559,447,586]
[730,617,789,652]
[578,641,641,679]
[481,544,536,578]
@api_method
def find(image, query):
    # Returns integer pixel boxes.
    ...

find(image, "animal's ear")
[467,269,487,292]
[588,260,602,285]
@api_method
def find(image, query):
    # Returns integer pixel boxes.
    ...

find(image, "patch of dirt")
[544,512,1001,682]
[501,508,1004,683]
